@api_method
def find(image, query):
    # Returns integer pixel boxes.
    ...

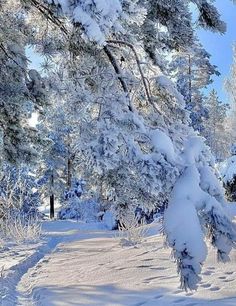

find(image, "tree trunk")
[50,193,54,219]
[188,54,192,105]
[67,158,72,189]
[50,172,55,219]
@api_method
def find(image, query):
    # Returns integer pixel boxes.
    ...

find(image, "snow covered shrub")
[58,179,85,220]
[135,206,163,224]
[118,211,149,246]
[102,210,117,230]
[59,198,101,222]
[4,214,41,244]
[58,179,101,222]
[64,179,86,200]
[218,146,236,201]
[0,165,42,244]
[0,164,41,222]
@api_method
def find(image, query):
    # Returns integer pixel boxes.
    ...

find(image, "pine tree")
[203,90,229,160]
[219,145,236,202]
[168,40,219,132]
[0,0,48,165]
[225,43,236,144]
[37,61,91,217]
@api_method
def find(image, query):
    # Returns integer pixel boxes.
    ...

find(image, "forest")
[1,1,236,305]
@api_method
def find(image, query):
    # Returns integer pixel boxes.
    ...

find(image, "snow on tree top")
[47,0,123,44]
[219,155,236,184]
[150,129,176,163]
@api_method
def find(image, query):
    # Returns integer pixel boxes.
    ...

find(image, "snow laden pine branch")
[164,136,236,291]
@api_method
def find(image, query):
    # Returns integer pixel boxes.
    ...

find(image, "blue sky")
[197,0,236,103]
[26,47,43,70]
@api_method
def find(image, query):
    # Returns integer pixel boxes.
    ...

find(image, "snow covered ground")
[1,220,236,306]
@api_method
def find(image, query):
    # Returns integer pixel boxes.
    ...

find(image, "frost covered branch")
[107,40,155,111]
[103,45,133,112]
[23,0,68,34]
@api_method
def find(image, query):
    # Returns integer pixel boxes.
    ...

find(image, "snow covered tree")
[225,43,236,144]
[203,90,229,160]
[168,41,219,132]
[5,0,236,291]
[0,0,49,165]
[36,61,92,217]
[218,145,236,202]
[191,0,227,33]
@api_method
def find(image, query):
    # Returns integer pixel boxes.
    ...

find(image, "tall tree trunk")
[67,158,72,189]
[188,54,192,105]
[50,172,54,219]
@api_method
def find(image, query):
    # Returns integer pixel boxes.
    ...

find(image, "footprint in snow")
[136,251,149,257]
[210,286,220,291]
[158,275,175,280]
[223,278,234,283]
[218,276,226,280]
[137,265,152,268]
[144,277,159,282]
[200,283,211,288]
[114,267,126,271]
[202,270,213,276]
[150,267,167,271]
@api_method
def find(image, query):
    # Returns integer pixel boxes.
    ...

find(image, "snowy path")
[2,221,236,306]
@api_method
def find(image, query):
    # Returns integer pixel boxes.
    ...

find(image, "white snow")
[219,155,236,184]
[48,0,123,44]
[150,129,176,163]
[164,196,207,263]
[102,210,116,230]
[1,220,236,305]
[73,7,105,44]
[155,75,186,107]
[163,135,236,290]
[182,135,207,165]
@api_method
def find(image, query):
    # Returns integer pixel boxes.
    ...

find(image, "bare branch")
[106,40,162,116]
[103,45,133,112]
